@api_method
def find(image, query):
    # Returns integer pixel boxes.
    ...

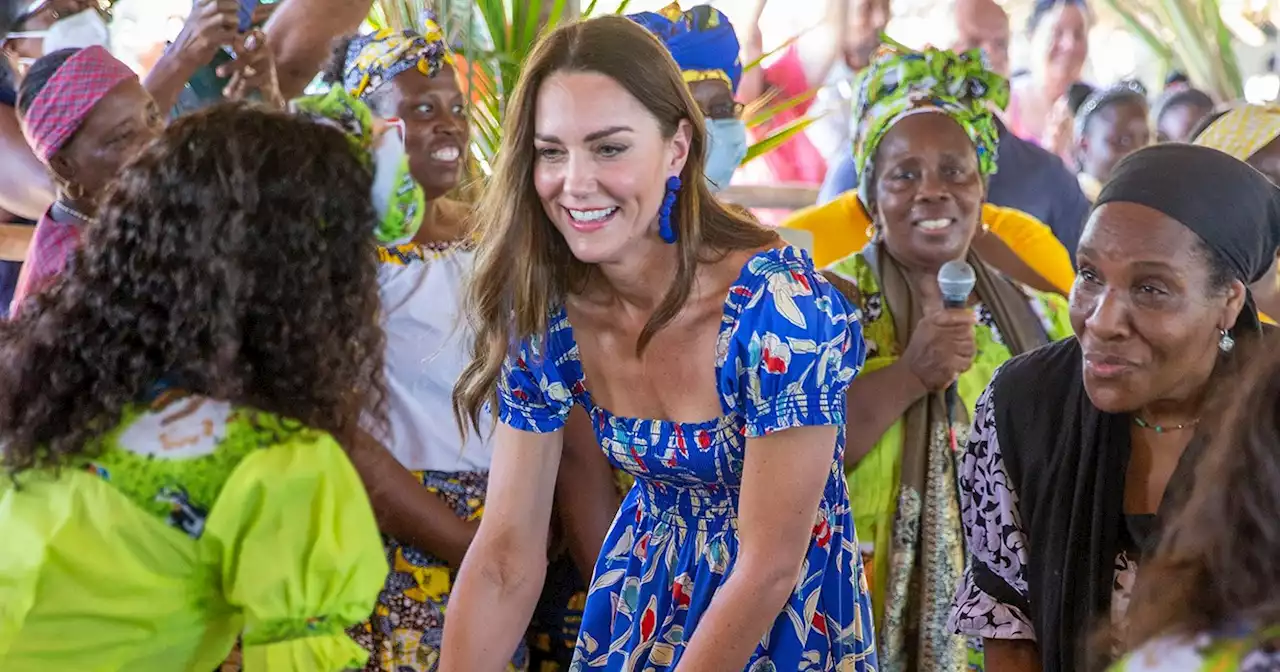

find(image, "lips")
[564,206,618,232]
[1083,352,1139,379]
[428,143,461,163]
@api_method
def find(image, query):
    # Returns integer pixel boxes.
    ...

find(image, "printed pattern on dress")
[497,247,877,671]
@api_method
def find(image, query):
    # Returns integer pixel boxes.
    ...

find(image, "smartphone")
[171,0,264,116]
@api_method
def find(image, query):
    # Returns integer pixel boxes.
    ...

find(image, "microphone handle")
[941,296,967,429]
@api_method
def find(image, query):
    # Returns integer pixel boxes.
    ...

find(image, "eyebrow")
[1077,247,1180,272]
[534,126,633,144]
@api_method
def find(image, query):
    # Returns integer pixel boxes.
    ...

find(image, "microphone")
[938,260,976,309]
[937,260,976,435]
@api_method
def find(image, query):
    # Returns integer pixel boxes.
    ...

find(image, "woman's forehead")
[534,71,657,138]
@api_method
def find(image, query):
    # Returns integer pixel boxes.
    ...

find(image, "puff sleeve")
[496,329,575,434]
[718,249,866,437]
[199,427,386,671]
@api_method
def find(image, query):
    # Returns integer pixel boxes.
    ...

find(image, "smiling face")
[373,63,468,199]
[1071,202,1246,413]
[532,70,690,265]
[872,112,984,272]
[1078,99,1150,183]
[1031,3,1089,90]
[51,78,162,203]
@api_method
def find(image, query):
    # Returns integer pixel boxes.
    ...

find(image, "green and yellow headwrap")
[291,87,426,245]
[341,20,453,102]
[852,37,1010,210]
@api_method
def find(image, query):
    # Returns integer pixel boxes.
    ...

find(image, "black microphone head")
[938,259,977,306]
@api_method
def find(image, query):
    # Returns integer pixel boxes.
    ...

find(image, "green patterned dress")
[826,251,1071,671]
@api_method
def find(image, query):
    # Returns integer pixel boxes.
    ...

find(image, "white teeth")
[430,146,460,161]
[916,218,951,230]
[568,207,617,222]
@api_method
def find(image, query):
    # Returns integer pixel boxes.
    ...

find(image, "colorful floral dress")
[498,247,878,671]
[0,391,386,671]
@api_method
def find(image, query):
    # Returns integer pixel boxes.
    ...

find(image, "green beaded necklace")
[1132,416,1199,433]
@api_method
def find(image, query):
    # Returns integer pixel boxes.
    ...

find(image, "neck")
[413,198,464,245]
[52,197,92,224]
[594,236,680,314]
[1137,388,1207,428]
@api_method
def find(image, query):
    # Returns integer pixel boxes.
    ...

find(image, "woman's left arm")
[674,425,837,670]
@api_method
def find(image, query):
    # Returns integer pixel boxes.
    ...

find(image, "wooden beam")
[0,223,33,262]
[718,184,819,211]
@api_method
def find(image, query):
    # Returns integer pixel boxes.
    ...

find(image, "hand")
[218,30,284,108]
[901,307,978,392]
[1042,96,1075,166]
[170,0,239,66]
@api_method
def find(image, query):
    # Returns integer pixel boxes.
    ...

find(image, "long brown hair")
[452,15,776,434]
[1121,332,1280,650]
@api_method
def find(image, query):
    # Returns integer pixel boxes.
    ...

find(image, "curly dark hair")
[0,103,387,473]
[1121,331,1280,651]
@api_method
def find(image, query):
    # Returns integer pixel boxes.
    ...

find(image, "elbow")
[734,554,805,607]
[466,525,548,599]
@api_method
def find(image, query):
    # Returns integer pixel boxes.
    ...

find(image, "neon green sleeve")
[199,432,386,672]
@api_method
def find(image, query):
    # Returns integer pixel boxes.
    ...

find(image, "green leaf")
[743,115,821,165]
[583,0,601,18]
[747,86,819,128]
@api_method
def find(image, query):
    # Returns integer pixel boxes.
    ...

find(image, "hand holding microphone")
[901,260,978,394]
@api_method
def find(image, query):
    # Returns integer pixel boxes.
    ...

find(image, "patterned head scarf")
[628,2,743,94]
[851,37,1009,210]
[1194,104,1280,163]
[340,19,452,102]
[291,87,425,245]
[20,45,139,163]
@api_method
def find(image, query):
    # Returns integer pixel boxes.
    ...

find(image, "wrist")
[895,359,931,398]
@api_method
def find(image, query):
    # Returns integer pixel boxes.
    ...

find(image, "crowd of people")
[2,1,1280,672]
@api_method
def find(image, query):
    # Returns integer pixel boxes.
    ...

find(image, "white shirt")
[377,241,495,472]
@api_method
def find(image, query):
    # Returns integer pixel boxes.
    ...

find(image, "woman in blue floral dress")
[440,15,877,672]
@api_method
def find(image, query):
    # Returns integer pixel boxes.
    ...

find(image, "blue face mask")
[704,118,747,192]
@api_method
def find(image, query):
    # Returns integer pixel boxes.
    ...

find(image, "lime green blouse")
[0,393,386,671]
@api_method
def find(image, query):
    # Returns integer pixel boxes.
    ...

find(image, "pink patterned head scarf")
[20,45,138,163]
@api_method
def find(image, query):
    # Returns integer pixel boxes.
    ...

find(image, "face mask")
[704,118,747,193]
[10,9,111,63]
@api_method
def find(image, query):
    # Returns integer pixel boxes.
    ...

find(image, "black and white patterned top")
[946,380,1139,648]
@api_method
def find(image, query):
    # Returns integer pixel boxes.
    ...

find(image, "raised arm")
[737,0,769,103]
[143,0,239,114]
[0,108,54,221]
[440,422,564,671]
[264,0,375,100]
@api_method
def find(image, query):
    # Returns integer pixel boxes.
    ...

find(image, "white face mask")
[11,9,112,65]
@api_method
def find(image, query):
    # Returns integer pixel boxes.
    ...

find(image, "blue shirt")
[1,82,25,317]
[817,120,1090,263]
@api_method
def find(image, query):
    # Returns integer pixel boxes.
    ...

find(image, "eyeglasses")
[704,101,744,121]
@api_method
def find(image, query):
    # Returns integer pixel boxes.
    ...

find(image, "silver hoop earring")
[1219,328,1235,354]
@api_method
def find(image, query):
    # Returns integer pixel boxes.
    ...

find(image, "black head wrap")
[1095,143,1280,332]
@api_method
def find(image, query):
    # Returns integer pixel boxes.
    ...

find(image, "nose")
[1083,286,1130,341]
[915,169,953,202]
[562,151,596,198]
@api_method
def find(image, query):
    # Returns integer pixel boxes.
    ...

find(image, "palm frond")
[743,115,821,165]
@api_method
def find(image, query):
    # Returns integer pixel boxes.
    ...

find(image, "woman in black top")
[948,143,1280,672]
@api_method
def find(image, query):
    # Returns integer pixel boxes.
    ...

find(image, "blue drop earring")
[659,175,681,244]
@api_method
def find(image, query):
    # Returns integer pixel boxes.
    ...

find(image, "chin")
[1081,375,1143,414]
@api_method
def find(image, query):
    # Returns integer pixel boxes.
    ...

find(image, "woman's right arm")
[440,422,564,671]
[0,108,54,221]
[985,640,1042,672]
[346,431,478,567]
[843,308,978,468]
[843,361,927,466]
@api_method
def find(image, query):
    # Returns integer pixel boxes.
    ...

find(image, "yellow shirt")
[782,192,1076,295]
